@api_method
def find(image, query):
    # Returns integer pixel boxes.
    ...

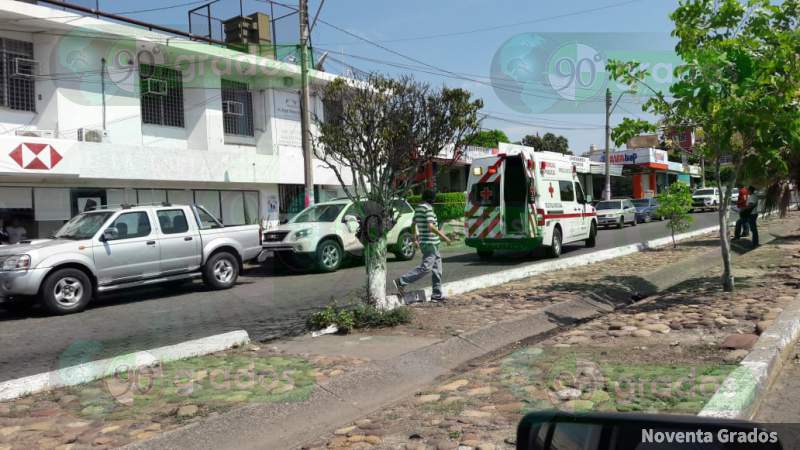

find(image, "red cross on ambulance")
[479,186,493,201]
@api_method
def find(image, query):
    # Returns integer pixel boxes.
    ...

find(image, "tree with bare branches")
[313,74,482,307]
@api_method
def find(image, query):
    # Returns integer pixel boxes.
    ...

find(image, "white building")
[0,0,351,239]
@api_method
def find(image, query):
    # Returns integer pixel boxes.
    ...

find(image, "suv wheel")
[316,239,343,272]
[40,268,92,315]
[394,231,416,261]
[548,227,563,258]
[204,251,239,289]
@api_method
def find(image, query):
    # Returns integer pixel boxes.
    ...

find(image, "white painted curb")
[0,330,250,402]
[383,224,724,308]
[699,293,800,420]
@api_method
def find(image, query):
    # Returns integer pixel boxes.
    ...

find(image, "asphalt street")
[0,211,721,382]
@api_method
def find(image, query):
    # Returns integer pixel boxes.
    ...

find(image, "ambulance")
[464,143,597,258]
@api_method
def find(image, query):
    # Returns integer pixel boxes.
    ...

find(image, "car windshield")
[596,201,622,210]
[632,199,652,207]
[694,189,716,195]
[291,204,346,223]
[54,212,114,240]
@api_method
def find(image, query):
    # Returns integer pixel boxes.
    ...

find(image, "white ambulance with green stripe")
[464,143,597,259]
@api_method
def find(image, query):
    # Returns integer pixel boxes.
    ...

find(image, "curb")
[698,292,800,420]
[0,330,250,402]
[383,223,724,308]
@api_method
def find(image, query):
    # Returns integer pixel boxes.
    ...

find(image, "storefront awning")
[589,162,623,176]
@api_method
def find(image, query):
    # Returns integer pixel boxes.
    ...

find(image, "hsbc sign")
[0,137,77,176]
[9,143,63,170]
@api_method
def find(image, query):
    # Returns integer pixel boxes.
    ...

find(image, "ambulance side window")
[558,181,575,202]
[575,182,586,204]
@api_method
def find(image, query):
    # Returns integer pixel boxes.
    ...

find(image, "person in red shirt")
[733,186,750,239]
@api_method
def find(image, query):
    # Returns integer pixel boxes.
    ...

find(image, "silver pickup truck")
[0,204,262,315]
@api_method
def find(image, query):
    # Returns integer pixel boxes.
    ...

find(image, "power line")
[316,0,651,45]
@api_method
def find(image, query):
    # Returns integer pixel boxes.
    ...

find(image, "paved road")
[0,212,721,382]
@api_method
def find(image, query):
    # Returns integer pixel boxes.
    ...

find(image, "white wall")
[0,21,351,187]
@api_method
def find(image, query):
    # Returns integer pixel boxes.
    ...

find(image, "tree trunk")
[715,164,735,292]
[364,236,388,307]
[671,227,676,248]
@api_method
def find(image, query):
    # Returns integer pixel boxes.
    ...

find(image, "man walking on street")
[746,186,760,248]
[733,185,750,239]
[394,189,451,302]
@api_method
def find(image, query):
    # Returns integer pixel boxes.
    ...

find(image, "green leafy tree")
[314,74,482,307]
[656,183,694,248]
[520,132,572,154]
[611,118,657,147]
[466,129,509,148]
[608,0,800,291]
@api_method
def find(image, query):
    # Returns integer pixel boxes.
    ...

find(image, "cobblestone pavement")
[369,232,717,340]
[302,215,800,450]
[0,346,367,450]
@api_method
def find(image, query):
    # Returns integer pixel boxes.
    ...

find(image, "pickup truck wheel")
[585,222,597,248]
[204,252,239,289]
[40,269,92,315]
[394,231,416,261]
[316,239,343,272]
[547,227,563,258]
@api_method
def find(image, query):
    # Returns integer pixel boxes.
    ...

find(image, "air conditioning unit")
[15,129,55,138]
[142,78,168,96]
[222,100,245,116]
[77,128,103,143]
[12,58,37,78]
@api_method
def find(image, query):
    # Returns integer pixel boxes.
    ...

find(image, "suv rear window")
[470,182,500,207]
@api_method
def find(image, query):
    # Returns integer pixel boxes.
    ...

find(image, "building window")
[140,64,184,127]
[0,38,35,112]
[279,184,306,221]
[221,79,254,137]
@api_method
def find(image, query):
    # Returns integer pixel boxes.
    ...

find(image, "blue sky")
[92,0,679,154]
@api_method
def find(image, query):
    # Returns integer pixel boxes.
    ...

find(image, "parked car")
[691,187,720,211]
[632,198,661,223]
[0,204,263,315]
[261,198,416,272]
[595,199,638,229]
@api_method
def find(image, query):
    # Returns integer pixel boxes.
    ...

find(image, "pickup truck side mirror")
[101,227,119,241]
[342,214,358,223]
[585,195,592,203]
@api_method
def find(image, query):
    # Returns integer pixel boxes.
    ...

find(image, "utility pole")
[299,0,314,207]
[603,88,612,201]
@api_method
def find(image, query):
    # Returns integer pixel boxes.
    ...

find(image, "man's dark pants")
[747,213,759,247]
[734,210,750,238]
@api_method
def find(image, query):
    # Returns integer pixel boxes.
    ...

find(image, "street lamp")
[603,88,635,201]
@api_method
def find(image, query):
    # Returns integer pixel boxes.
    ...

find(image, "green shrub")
[306,303,414,333]
[307,304,355,333]
[352,304,414,328]
[407,191,466,223]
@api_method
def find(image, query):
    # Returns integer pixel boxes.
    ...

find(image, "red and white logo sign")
[9,143,62,170]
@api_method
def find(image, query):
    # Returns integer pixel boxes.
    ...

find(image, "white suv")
[692,187,739,212]
[261,199,417,272]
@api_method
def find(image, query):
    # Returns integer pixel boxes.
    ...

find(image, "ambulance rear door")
[465,156,504,240]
